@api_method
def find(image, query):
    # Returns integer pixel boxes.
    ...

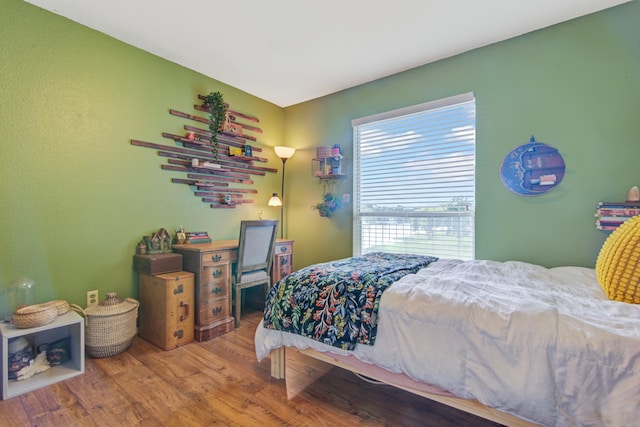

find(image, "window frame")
[352,92,476,260]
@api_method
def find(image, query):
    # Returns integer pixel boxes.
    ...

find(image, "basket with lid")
[12,303,58,328]
[73,292,139,358]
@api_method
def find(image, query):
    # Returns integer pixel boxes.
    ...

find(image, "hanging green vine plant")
[313,192,342,218]
[203,91,226,161]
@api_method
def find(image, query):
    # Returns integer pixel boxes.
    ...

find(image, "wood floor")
[0,307,503,427]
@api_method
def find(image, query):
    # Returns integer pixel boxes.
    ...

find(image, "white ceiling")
[25,0,631,107]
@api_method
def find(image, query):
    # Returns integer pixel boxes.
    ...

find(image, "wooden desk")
[172,239,294,341]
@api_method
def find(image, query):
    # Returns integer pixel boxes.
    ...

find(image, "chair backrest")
[235,220,279,280]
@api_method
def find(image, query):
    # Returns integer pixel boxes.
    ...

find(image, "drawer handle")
[211,254,222,262]
[281,272,289,279]
[279,246,287,253]
[173,284,184,295]
[281,258,288,266]
[211,286,223,295]
[212,306,222,315]
[174,329,184,339]
[212,269,223,279]
[180,301,189,321]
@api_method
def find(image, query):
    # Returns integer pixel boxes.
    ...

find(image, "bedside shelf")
[1,310,85,400]
[595,201,640,231]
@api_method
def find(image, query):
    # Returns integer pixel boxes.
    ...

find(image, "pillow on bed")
[596,215,640,304]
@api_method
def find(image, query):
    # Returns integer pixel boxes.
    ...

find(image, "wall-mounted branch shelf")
[312,156,347,180]
[131,95,277,208]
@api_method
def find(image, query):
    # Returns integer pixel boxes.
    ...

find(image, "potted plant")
[313,193,341,217]
[203,91,226,161]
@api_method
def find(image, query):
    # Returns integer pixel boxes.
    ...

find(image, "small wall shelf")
[595,202,640,230]
[312,156,347,180]
[1,311,85,400]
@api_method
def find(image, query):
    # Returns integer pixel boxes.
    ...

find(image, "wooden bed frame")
[270,347,540,427]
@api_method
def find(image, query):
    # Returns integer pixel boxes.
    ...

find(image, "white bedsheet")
[255,259,640,426]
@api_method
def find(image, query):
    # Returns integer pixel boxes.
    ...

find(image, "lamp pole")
[273,146,295,239]
[279,157,287,239]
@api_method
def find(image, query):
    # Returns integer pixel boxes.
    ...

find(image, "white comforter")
[255,259,640,427]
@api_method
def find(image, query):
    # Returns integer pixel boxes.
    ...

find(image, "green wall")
[285,0,640,269]
[0,0,284,305]
[1,0,639,306]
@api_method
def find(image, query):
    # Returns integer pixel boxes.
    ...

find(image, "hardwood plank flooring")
[0,307,503,426]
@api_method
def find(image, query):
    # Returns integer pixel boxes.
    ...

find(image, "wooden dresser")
[272,240,294,283]
[172,239,294,341]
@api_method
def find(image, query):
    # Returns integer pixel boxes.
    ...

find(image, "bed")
[255,252,640,427]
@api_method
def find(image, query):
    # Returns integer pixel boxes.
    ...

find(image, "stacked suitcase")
[133,254,194,350]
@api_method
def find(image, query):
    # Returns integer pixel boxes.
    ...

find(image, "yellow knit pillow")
[596,215,640,304]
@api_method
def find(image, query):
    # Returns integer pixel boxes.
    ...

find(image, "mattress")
[255,259,640,427]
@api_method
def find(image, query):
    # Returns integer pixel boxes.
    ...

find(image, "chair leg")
[235,286,241,328]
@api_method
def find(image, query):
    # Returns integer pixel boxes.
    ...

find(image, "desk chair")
[233,220,278,328]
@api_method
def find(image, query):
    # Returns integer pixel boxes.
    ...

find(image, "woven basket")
[72,292,139,358]
[12,303,58,328]
[45,299,70,315]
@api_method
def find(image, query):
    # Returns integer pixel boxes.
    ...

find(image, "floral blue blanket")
[263,252,438,350]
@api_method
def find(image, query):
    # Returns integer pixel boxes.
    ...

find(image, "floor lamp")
[271,146,296,238]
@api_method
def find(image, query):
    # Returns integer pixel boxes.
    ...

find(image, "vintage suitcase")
[138,271,194,350]
[133,253,183,275]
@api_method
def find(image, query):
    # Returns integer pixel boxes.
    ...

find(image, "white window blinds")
[352,92,476,260]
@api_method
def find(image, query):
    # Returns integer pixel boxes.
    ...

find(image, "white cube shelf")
[1,310,85,400]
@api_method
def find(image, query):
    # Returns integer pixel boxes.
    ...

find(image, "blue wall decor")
[500,136,566,196]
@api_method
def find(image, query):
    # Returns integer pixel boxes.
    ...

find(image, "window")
[352,92,476,260]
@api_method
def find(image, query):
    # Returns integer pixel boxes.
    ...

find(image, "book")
[596,225,619,231]
[185,237,212,244]
[185,231,209,236]
[596,221,624,228]
[596,216,629,222]
[597,201,640,208]
[596,208,640,217]
[185,235,210,240]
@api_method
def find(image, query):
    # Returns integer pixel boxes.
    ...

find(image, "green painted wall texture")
[0,0,285,305]
[1,0,639,306]
[285,1,640,269]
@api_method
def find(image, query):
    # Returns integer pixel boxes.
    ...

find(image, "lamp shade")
[268,193,283,207]
[274,146,296,159]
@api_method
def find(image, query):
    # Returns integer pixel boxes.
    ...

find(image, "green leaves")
[203,91,226,161]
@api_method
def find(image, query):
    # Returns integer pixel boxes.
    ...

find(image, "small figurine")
[136,240,147,255]
[149,233,161,253]
[176,225,186,244]
[627,186,640,202]
[158,228,172,252]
